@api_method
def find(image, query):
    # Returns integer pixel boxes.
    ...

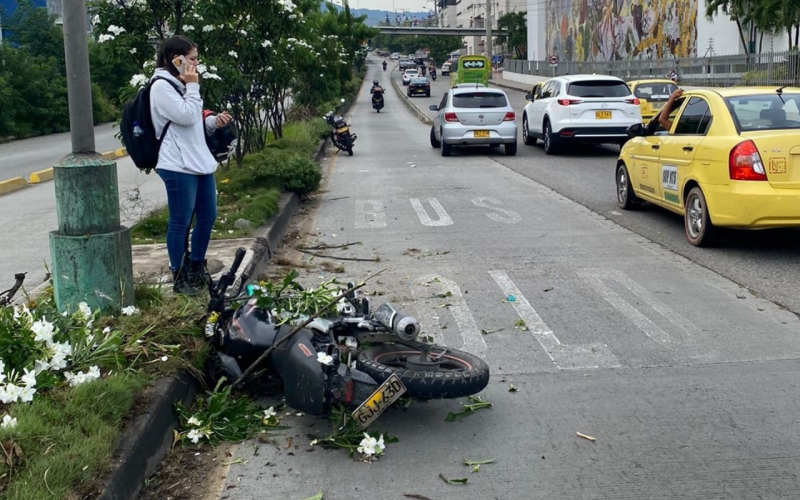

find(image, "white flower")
[289,14,297,20]
[320,74,324,78]
[187,416,201,426]
[98,34,115,43]
[130,74,148,88]
[18,385,35,403]
[121,305,139,316]
[161,356,168,362]
[263,407,276,419]
[91,14,101,25]
[0,386,13,404]
[310,439,318,446]
[196,63,207,74]
[266,66,273,71]
[103,326,112,335]
[78,302,92,320]
[21,368,36,388]
[317,352,333,366]
[202,25,215,32]
[0,360,5,384]
[88,366,101,380]
[1,415,17,429]
[13,305,30,322]
[129,48,137,54]
[240,29,247,35]
[357,433,378,456]
[182,24,195,31]
[228,50,238,59]
[34,359,50,374]
[343,337,357,348]
[376,434,385,453]
[261,40,272,48]
[209,66,217,72]
[107,25,126,36]
[187,429,203,444]
[204,73,222,81]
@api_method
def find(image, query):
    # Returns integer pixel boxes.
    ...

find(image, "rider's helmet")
[373,80,379,86]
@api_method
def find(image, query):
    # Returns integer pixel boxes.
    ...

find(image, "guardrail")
[505,51,800,87]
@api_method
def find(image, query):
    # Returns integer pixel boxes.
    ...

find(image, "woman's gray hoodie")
[150,68,219,175]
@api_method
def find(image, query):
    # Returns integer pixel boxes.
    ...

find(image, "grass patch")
[0,374,146,500]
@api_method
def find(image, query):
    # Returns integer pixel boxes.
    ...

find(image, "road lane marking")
[410,198,454,227]
[416,275,486,358]
[471,197,521,224]
[577,269,697,348]
[490,270,620,370]
[355,200,387,229]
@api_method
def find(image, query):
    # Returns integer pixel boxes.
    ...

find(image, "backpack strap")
[150,76,186,145]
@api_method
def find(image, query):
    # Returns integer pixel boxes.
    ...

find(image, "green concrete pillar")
[50,153,135,313]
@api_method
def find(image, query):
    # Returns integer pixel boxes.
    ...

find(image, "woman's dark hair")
[156,36,197,77]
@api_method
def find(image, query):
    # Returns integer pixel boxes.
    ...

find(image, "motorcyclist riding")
[382,60,387,71]
[371,80,385,112]
[430,66,437,80]
[370,80,382,94]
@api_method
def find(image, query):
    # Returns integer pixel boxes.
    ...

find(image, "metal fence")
[505,51,800,87]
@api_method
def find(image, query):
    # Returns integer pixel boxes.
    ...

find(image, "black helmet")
[373,80,379,86]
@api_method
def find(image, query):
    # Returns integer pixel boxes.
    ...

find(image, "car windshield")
[634,82,678,100]
[568,81,631,98]
[725,94,800,131]
[411,78,428,84]
[453,92,508,108]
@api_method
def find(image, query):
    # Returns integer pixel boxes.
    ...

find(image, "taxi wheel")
[441,137,453,157]
[684,187,718,247]
[430,127,441,148]
[616,163,641,210]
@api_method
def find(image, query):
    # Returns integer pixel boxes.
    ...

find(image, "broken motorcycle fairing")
[205,248,491,416]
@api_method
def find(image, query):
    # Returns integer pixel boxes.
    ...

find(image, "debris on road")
[297,492,324,500]
[404,495,432,500]
[445,396,493,422]
[509,383,518,392]
[506,295,516,302]
[514,320,528,331]
[480,327,503,335]
[577,432,596,442]
[439,474,468,485]
[464,458,496,466]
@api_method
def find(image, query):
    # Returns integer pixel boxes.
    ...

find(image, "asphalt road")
[219,57,800,499]
[0,123,122,181]
[388,65,800,316]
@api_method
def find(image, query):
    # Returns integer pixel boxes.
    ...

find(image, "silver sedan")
[429,86,518,156]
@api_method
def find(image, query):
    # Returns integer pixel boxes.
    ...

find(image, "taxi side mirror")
[627,123,646,137]
[429,105,439,111]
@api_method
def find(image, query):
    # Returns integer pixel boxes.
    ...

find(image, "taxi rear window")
[634,83,678,100]
[726,94,800,131]
[453,92,508,108]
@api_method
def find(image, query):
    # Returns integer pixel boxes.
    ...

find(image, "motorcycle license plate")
[336,127,349,134]
[473,130,490,138]
[352,374,407,428]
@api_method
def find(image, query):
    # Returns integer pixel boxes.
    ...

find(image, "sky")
[343,0,433,13]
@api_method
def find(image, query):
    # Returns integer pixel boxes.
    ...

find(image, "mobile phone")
[172,55,187,76]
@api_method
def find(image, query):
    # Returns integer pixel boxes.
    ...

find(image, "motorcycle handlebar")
[230,248,246,275]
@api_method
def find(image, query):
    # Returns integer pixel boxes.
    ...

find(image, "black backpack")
[120,77,183,171]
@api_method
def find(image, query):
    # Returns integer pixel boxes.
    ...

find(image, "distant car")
[429,87,517,156]
[627,79,680,122]
[521,74,641,155]
[402,69,419,85]
[441,62,451,76]
[407,77,431,97]
[414,57,425,66]
[399,60,414,71]
[390,53,399,60]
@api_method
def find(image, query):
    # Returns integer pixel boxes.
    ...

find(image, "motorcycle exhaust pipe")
[373,302,420,341]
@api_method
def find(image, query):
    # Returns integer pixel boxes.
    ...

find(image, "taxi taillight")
[729,140,767,181]
[504,112,516,121]
[444,112,459,122]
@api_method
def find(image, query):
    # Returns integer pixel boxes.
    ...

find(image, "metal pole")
[62,0,95,153]
[0,13,4,45]
[485,0,493,77]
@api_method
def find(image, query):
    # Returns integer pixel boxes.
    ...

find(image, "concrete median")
[0,177,28,196]
[390,67,433,126]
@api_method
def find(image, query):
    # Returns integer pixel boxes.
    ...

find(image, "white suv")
[521,75,642,155]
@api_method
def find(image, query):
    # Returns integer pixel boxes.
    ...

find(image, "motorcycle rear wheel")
[357,344,490,399]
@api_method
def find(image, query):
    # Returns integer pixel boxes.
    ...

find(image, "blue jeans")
[157,169,217,271]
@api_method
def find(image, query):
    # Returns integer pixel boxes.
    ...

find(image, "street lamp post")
[485,0,493,78]
[50,0,134,312]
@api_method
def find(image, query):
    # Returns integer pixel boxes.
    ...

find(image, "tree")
[705,0,758,54]
[497,12,526,59]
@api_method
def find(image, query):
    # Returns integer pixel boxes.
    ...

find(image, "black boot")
[172,266,199,296]
[189,259,211,290]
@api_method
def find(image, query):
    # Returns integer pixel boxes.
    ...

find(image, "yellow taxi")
[616,87,800,246]
[627,79,679,122]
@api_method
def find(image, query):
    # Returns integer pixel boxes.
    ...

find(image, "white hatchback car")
[402,69,419,85]
[429,86,517,156]
[521,75,642,155]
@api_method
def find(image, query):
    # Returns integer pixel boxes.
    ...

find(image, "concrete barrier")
[0,177,28,196]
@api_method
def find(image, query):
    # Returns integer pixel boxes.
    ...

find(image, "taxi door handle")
[651,145,660,150]
[683,146,694,152]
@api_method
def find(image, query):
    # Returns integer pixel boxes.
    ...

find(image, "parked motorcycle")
[204,248,491,420]
[372,86,385,113]
[323,98,356,156]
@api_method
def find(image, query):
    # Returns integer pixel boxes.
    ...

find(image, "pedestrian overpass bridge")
[377,26,507,37]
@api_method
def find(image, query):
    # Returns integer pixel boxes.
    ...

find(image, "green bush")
[92,83,120,124]
[240,148,321,195]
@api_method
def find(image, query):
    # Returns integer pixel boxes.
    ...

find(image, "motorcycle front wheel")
[357,344,490,399]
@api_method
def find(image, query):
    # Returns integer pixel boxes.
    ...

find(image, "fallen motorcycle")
[323,98,357,156]
[204,249,490,423]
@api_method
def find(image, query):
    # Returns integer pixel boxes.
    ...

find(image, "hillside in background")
[350,8,430,26]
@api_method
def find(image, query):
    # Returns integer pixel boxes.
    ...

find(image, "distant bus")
[449,55,490,88]
[449,51,462,63]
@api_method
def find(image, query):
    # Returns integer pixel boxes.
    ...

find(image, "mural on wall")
[545,0,698,62]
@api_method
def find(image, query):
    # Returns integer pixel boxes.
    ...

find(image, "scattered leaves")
[509,383,518,392]
[480,328,502,335]
[439,474,468,485]
[445,396,493,422]
[577,432,596,442]
[298,492,324,500]
[464,458,496,466]
[514,319,528,331]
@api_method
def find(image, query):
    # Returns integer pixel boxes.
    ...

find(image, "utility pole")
[50,0,134,313]
[485,0,493,78]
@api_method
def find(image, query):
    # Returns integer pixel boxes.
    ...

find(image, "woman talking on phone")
[150,35,232,295]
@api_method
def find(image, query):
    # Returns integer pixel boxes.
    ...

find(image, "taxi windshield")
[634,83,678,100]
[726,94,800,131]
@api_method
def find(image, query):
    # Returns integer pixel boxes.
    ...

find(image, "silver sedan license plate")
[352,374,407,428]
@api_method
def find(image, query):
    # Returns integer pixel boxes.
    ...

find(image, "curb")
[102,147,128,161]
[29,167,54,184]
[0,177,28,196]
[98,372,199,500]
[390,69,433,125]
